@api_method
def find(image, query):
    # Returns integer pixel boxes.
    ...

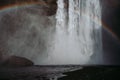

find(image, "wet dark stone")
[0,56,34,67]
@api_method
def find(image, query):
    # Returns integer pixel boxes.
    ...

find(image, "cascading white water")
[0,0,103,65]
[43,0,103,64]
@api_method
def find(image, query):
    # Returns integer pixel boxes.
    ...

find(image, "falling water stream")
[44,0,103,65]
[0,0,103,65]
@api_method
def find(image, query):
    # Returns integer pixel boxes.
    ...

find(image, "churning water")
[43,0,103,65]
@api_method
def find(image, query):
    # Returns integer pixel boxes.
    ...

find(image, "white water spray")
[43,0,103,64]
[0,0,103,65]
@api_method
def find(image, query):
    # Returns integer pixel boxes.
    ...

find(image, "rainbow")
[0,1,118,40]
[0,1,48,10]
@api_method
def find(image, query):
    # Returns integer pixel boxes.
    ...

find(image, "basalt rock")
[0,0,57,16]
[0,55,34,67]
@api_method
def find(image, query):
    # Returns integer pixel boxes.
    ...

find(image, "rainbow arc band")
[0,0,118,40]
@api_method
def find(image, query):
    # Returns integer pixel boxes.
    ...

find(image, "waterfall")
[1,0,103,65]
[44,0,103,65]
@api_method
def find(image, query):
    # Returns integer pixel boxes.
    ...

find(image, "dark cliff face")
[99,0,120,64]
[0,0,57,16]
[101,0,120,38]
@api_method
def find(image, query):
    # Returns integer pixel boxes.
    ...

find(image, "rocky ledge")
[0,55,34,67]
